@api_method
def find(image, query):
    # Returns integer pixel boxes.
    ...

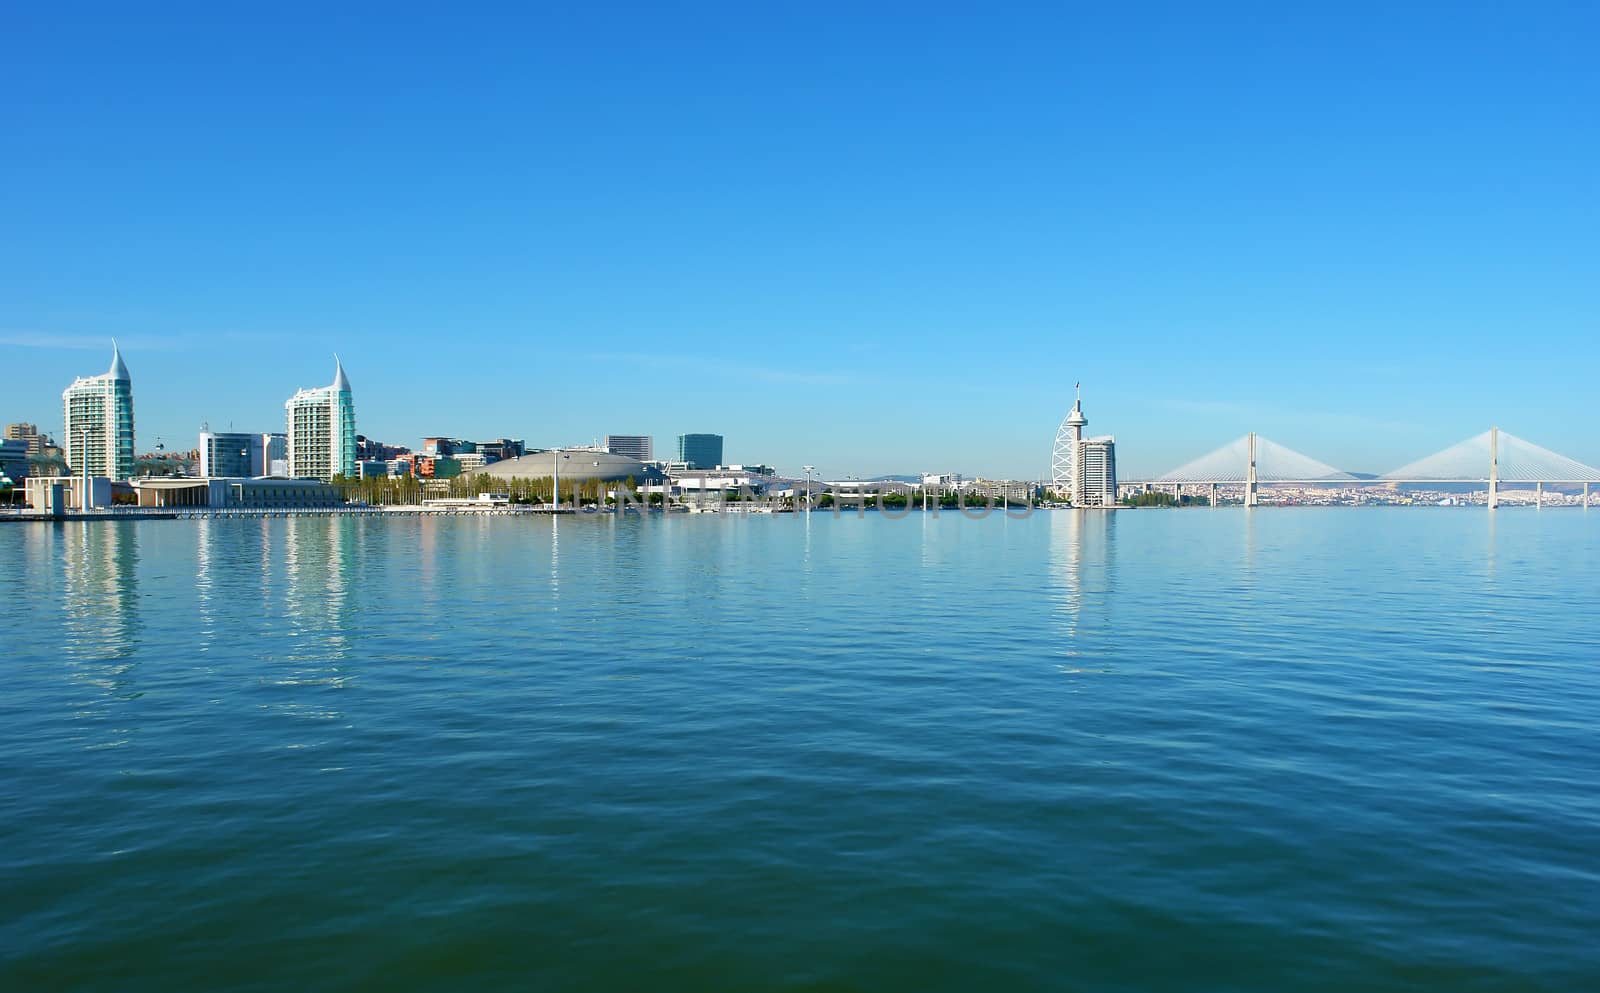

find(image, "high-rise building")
[1077,437,1118,507]
[62,342,135,480]
[4,422,48,457]
[285,357,357,481]
[605,435,653,462]
[198,431,287,477]
[1050,386,1118,506]
[676,433,723,470]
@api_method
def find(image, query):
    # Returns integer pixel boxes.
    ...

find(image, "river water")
[3,509,1598,991]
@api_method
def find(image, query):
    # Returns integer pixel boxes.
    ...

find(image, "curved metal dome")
[468,450,666,484]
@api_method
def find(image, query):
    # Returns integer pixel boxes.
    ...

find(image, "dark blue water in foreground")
[3,509,1599,991]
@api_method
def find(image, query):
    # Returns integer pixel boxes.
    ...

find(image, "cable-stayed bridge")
[1126,428,1600,508]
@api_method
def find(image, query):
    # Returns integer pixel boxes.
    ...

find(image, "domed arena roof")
[468,450,666,484]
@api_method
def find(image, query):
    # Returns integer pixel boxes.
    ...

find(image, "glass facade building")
[62,343,135,480]
[285,358,357,481]
[199,431,287,478]
[676,433,723,470]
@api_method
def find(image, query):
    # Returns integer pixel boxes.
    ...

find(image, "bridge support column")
[1536,481,1543,509]
[1488,426,1499,511]
[1210,482,1218,508]
[1585,482,1590,509]
[1245,432,1259,508]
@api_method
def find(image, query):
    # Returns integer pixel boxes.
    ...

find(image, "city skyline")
[3,4,1597,479]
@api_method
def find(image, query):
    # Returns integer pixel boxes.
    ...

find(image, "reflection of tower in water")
[61,521,140,664]
[1048,510,1115,661]
[59,522,142,728]
[282,516,353,665]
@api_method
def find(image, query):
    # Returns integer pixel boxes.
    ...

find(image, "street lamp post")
[76,423,90,510]
[553,452,570,510]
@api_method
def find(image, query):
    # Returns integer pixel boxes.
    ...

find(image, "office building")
[356,435,409,462]
[200,431,258,478]
[477,438,525,462]
[605,435,653,462]
[393,453,462,479]
[423,437,474,457]
[62,342,135,481]
[676,433,723,470]
[285,357,357,481]
[4,423,49,457]
[199,431,285,478]
[0,439,29,484]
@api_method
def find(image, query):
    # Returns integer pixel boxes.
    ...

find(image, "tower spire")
[332,353,351,392]
[108,339,130,380]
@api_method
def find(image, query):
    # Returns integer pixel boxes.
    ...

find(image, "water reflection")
[1048,510,1114,663]
[58,522,142,748]
[194,517,215,648]
[281,516,355,666]
[549,514,561,602]
[1485,507,1498,585]
[60,521,141,670]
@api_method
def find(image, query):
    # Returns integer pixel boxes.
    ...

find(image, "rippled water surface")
[4,509,1599,991]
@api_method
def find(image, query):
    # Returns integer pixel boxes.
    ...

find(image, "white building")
[1077,437,1118,507]
[285,357,356,481]
[63,342,135,481]
[1051,387,1117,506]
[605,435,653,461]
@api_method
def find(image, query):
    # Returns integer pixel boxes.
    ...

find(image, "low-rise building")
[0,438,29,485]
[393,453,462,479]
[130,477,341,508]
[4,423,49,457]
[199,430,286,478]
[25,475,118,510]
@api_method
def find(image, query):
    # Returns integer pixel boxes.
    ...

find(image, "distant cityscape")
[1,344,800,513]
[2,343,1596,514]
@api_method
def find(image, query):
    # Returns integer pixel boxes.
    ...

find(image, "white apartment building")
[286,357,356,481]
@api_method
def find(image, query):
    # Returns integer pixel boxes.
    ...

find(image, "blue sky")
[2,2,1596,479]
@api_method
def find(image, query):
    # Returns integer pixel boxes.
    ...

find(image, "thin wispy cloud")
[586,351,860,388]
[0,331,146,351]
[0,329,312,352]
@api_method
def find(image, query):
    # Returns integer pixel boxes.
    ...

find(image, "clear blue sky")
[3,2,1596,479]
